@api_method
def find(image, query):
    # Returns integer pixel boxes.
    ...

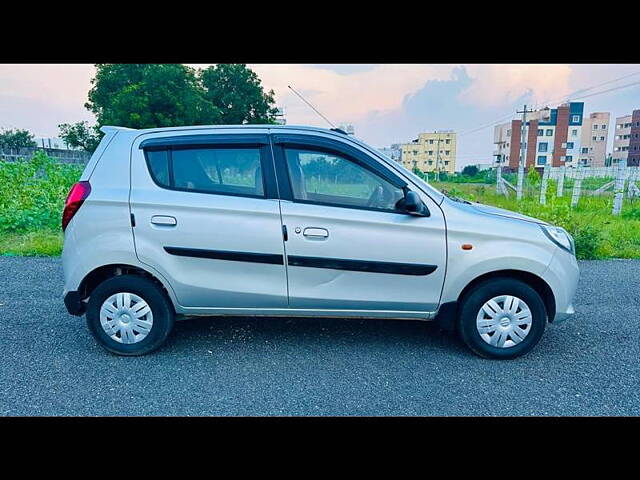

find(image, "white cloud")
[249,64,455,126]
[458,64,574,109]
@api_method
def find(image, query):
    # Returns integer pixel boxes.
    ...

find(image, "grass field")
[1,153,640,259]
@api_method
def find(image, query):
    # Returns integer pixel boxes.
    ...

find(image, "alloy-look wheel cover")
[100,292,154,344]
[475,295,533,348]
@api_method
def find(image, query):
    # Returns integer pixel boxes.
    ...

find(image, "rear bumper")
[64,291,85,316]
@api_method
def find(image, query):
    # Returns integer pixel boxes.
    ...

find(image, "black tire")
[86,274,175,356]
[457,277,547,359]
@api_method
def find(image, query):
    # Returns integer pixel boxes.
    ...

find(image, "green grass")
[0,230,63,256]
[2,154,639,260]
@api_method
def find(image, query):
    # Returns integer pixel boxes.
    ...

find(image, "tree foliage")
[58,121,102,153]
[85,64,220,129]
[199,64,278,124]
[461,165,479,177]
[0,128,37,150]
[61,64,279,152]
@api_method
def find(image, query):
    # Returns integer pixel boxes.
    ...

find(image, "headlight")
[540,225,575,255]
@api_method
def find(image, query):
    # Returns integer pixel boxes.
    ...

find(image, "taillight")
[62,181,91,232]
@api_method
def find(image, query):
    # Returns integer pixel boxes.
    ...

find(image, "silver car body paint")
[62,125,578,323]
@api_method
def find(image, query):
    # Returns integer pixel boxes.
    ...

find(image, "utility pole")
[494,140,506,194]
[435,133,442,182]
[516,105,535,201]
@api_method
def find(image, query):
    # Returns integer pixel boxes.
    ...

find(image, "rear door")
[130,129,287,311]
[272,133,447,313]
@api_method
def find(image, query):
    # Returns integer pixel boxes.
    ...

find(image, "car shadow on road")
[166,314,468,356]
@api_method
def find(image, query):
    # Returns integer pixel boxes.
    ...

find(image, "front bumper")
[553,303,575,324]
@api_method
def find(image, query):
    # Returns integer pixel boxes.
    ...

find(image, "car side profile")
[61,125,579,359]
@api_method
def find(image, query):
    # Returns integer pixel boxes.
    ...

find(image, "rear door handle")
[303,227,329,238]
[151,215,177,226]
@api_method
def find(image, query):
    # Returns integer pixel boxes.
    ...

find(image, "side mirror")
[401,190,430,217]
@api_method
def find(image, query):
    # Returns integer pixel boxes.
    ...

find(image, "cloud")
[458,64,573,109]
[249,63,455,126]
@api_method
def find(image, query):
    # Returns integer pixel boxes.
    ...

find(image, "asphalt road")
[1,257,639,416]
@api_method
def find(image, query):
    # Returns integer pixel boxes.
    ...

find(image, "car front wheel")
[457,278,547,359]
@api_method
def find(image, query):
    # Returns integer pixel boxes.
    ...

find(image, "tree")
[86,64,221,128]
[461,165,479,177]
[199,64,278,124]
[0,128,37,150]
[58,121,102,153]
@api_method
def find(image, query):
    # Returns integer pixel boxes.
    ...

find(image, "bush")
[0,152,83,234]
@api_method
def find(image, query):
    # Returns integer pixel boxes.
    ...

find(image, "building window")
[537,155,547,165]
[507,129,511,137]
[600,136,605,141]
[592,136,597,141]
[429,140,434,144]
[537,129,544,136]
[546,129,553,136]
[566,155,573,162]
[445,150,450,155]
[566,142,574,149]
[593,124,598,130]
[445,139,450,144]
[538,142,548,152]
[444,161,449,165]
[572,129,578,136]
[602,124,607,129]
[572,115,580,123]
[581,147,589,154]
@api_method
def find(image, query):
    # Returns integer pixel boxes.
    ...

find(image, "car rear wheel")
[86,275,175,356]
[457,278,547,359]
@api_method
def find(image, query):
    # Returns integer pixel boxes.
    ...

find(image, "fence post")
[571,166,583,208]
[556,166,565,197]
[539,164,550,205]
[612,163,627,215]
[516,164,524,201]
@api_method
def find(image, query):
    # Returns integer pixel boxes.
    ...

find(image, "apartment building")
[401,131,456,173]
[494,102,585,170]
[613,110,640,166]
[579,112,610,167]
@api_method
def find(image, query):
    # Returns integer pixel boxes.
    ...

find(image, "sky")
[1,63,639,168]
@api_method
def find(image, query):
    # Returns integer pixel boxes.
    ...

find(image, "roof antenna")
[288,85,337,129]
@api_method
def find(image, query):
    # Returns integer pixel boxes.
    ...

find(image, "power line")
[458,70,640,138]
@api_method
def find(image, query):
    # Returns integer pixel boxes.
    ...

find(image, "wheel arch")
[436,269,556,332]
[78,263,175,307]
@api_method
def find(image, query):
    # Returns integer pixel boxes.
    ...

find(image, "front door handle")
[151,215,177,226]
[303,227,329,238]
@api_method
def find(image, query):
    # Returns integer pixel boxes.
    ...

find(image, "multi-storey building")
[401,131,456,174]
[613,110,640,166]
[579,112,610,167]
[494,102,585,170]
[612,114,632,165]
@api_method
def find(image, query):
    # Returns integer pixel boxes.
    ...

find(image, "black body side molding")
[287,256,437,276]
[164,247,284,265]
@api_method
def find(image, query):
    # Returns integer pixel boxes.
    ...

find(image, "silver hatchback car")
[61,125,578,359]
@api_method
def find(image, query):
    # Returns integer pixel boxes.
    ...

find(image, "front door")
[130,130,287,311]
[272,134,447,313]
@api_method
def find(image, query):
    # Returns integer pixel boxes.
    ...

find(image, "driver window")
[284,147,404,211]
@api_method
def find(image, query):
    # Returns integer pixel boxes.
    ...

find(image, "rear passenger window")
[145,147,265,197]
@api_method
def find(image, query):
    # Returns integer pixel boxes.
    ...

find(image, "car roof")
[100,124,345,136]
